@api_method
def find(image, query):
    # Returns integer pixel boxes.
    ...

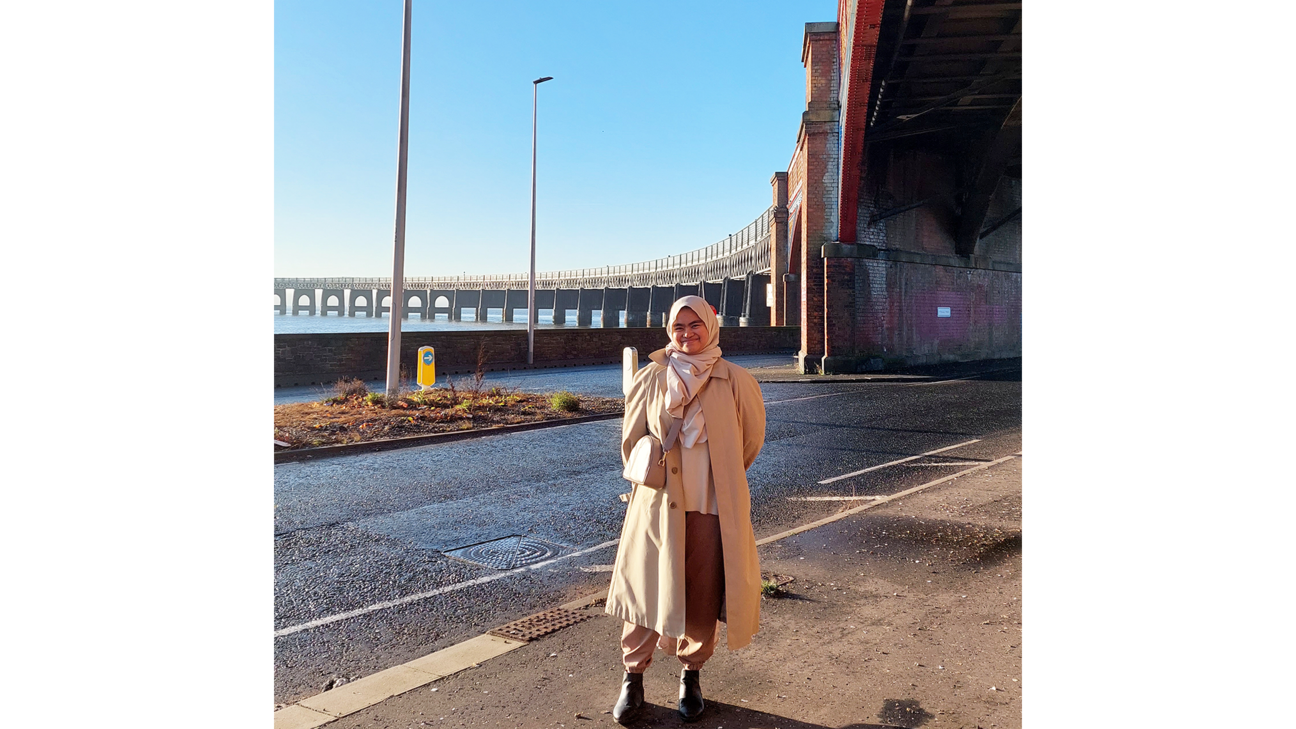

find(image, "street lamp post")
[528,75,553,366]
[385,0,414,397]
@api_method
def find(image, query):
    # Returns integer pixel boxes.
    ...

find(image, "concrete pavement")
[274,452,1021,729]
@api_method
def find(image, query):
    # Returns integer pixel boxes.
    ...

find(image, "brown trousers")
[621,511,725,673]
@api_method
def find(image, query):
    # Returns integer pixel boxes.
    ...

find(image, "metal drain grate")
[443,535,564,570]
[488,608,593,642]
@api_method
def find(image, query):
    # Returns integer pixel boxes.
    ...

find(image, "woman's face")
[671,306,708,354]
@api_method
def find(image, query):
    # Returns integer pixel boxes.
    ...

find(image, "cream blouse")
[678,409,718,515]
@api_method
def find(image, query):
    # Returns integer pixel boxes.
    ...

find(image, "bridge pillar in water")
[505,289,529,324]
[321,289,345,317]
[348,289,374,317]
[719,278,744,327]
[553,288,578,326]
[292,288,316,316]
[533,289,556,325]
[429,291,454,320]
[625,287,650,327]
[576,288,602,327]
[672,283,699,303]
[375,290,391,318]
[601,287,627,328]
[274,289,286,315]
[480,289,505,322]
[740,272,771,327]
[401,289,428,320]
[648,286,674,327]
[700,281,723,315]
[451,289,480,321]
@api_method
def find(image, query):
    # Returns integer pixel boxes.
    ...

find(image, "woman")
[605,295,766,724]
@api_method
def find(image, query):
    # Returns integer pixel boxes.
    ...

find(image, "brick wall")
[853,259,1021,367]
[274,327,801,387]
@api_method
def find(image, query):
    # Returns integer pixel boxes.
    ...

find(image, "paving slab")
[297,665,442,717]
[272,704,334,729]
[403,634,527,678]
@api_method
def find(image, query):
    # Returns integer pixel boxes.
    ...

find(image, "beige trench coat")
[605,348,767,650]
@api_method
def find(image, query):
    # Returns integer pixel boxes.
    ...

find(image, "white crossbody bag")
[622,417,683,489]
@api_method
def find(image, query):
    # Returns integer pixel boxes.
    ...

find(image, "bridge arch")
[401,290,426,320]
[321,289,345,316]
[292,289,316,316]
[348,289,372,317]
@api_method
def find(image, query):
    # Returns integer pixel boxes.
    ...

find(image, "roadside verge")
[274,411,622,463]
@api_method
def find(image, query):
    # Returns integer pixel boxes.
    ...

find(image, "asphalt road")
[273,363,1021,705]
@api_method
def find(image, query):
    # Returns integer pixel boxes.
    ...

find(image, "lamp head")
[534,76,553,84]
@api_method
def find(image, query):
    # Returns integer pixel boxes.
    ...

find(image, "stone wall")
[274,327,801,387]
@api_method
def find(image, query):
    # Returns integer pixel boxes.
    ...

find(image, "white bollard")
[622,347,639,396]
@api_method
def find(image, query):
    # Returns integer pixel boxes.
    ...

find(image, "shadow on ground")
[631,698,927,727]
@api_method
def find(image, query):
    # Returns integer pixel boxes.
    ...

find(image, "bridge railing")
[276,207,773,291]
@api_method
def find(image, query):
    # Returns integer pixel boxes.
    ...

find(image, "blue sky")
[275,0,835,277]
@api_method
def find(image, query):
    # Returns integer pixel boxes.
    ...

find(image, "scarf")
[663,296,722,448]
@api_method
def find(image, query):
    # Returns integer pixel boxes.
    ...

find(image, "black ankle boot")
[678,669,704,722]
[612,671,644,725]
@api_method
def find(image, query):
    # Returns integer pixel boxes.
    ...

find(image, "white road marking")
[905,366,1019,387]
[273,539,621,638]
[907,375,978,387]
[903,461,990,467]
[757,453,1020,546]
[818,439,981,484]
[764,391,854,405]
[786,495,884,501]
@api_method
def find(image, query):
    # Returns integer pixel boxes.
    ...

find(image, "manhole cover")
[488,608,593,642]
[443,535,564,570]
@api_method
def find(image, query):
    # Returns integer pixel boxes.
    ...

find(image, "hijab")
[663,296,722,447]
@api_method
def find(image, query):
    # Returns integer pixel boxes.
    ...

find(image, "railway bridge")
[274,209,773,328]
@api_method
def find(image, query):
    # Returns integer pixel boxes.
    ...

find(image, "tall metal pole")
[528,76,552,366]
[385,0,413,397]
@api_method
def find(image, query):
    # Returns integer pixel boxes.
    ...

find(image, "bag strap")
[662,417,683,453]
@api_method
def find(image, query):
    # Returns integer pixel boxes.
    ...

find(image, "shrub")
[760,579,784,598]
[333,378,368,399]
[365,392,386,407]
[550,391,580,412]
[324,378,369,403]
